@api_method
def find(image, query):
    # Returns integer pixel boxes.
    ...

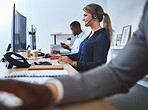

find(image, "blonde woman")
[58,3,113,71]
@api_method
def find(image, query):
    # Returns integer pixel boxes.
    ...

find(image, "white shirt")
[60,31,87,54]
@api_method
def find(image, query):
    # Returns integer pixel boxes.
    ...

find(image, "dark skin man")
[51,25,82,54]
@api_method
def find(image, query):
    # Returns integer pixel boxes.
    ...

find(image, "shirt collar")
[77,31,85,38]
[88,28,105,37]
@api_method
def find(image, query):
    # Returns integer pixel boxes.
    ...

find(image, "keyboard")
[37,58,51,63]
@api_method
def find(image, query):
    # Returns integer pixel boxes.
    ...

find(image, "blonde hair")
[83,3,113,41]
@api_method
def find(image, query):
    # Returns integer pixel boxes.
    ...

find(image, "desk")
[50,34,73,45]
[0,59,115,110]
[0,59,77,77]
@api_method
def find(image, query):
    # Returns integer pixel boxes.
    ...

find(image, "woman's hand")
[58,56,77,67]
[0,80,53,110]
[45,53,60,59]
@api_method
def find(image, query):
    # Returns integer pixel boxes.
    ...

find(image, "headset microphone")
[85,18,94,26]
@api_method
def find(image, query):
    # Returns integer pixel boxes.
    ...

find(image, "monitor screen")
[11,4,27,52]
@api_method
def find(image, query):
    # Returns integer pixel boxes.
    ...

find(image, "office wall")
[106,0,146,62]
[0,0,146,59]
[108,0,146,38]
[0,1,14,58]
[0,0,108,58]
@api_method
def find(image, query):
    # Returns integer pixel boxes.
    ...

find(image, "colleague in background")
[58,3,112,71]
[51,21,87,55]
[1,2,148,110]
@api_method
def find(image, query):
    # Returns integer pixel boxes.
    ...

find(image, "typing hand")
[58,56,77,67]
[51,50,60,54]
[58,56,72,64]
[0,80,53,110]
[45,53,54,56]
[45,53,60,59]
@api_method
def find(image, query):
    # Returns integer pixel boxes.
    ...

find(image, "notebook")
[5,70,69,78]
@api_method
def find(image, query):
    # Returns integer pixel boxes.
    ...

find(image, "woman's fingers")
[58,56,66,62]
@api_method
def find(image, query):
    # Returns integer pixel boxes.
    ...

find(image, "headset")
[85,5,98,26]
[92,5,98,19]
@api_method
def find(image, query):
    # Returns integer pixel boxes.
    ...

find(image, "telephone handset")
[4,52,31,69]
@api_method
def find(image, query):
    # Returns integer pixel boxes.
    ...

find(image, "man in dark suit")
[0,1,148,110]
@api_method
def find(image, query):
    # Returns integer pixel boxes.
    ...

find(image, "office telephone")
[4,52,31,69]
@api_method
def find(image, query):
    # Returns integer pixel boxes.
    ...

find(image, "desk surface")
[0,59,115,110]
[0,59,78,77]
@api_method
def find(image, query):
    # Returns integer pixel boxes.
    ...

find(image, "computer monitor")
[11,4,27,52]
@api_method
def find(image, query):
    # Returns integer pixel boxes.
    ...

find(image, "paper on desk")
[5,70,69,84]
[6,77,54,85]
[10,70,68,76]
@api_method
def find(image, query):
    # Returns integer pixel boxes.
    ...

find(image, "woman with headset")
[47,3,113,72]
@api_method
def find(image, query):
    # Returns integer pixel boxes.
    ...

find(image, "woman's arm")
[77,35,110,71]
[67,53,78,61]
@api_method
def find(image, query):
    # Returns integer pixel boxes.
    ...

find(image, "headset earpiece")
[92,14,98,19]
[92,5,98,19]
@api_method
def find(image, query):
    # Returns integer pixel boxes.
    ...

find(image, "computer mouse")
[39,61,52,65]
